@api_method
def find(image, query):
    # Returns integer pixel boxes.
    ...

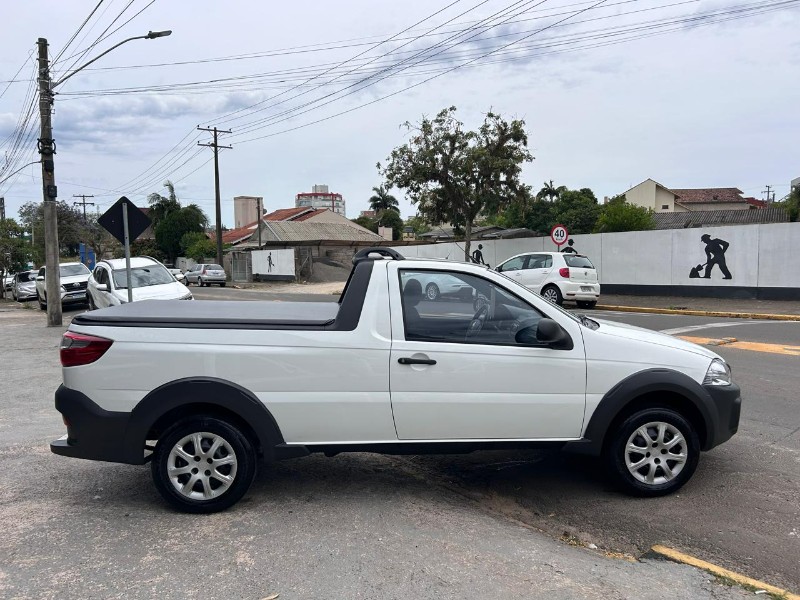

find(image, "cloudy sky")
[1,0,798,227]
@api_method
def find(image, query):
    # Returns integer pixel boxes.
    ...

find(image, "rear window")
[564,255,594,269]
[207,264,224,271]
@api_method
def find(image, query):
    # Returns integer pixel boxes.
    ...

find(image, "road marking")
[659,322,755,335]
[650,545,800,599]
[678,336,800,356]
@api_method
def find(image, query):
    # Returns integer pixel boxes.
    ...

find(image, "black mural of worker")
[561,239,577,253]
[267,252,274,273]
[689,234,732,279]
[471,244,486,265]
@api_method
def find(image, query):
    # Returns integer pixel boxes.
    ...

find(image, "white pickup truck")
[51,248,741,513]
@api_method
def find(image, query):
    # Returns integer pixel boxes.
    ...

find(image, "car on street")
[35,262,91,310]
[402,271,473,301]
[184,263,226,287]
[3,272,14,291]
[52,247,739,513]
[11,270,38,301]
[168,268,186,283]
[87,257,192,309]
[495,251,600,308]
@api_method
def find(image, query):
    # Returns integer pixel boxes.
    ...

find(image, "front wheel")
[576,300,597,309]
[541,285,563,305]
[151,416,257,513]
[604,408,700,497]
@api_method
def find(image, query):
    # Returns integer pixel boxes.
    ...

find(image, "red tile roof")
[264,207,310,221]
[670,188,745,204]
[221,224,257,244]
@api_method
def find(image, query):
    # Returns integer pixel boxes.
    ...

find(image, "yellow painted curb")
[650,545,799,599]
[595,304,800,321]
[678,336,800,356]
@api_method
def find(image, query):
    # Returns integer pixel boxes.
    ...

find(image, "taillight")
[60,331,113,367]
[559,267,570,278]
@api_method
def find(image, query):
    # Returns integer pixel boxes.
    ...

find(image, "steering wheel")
[465,305,489,341]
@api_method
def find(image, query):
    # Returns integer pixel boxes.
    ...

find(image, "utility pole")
[73,194,95,220]
[198,126,231,266]
[256,196,262,248]
[0,197,5,220]
[762,185,775,204]
[37,38,62,327]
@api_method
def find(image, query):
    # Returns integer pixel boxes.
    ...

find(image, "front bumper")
[50,385,138,464]
[702,382,741,450]
[15,287,37,300]
[60,290,87,304]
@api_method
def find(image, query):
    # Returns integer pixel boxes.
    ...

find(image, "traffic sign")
[98,196,151,245]
[550,224,568,247]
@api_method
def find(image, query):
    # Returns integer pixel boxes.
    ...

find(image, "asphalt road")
[1,292,797,597]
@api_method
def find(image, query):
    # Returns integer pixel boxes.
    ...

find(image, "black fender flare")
[565,368,717,456]
[123,377,286,464]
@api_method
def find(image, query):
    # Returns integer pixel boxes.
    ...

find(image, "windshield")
[60,264,90,277]
[18,271,36,282]
[113,265,175,289]
[495,270,582,324]
[564,255,594,269]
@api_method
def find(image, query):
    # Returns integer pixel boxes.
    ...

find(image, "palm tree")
[147,180,181,227]
[536,180,567,202]
[369,185,400,214]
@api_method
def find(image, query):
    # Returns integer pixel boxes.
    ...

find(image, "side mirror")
[515,318,573,350]
[36,276,44,281]
[95,284,108,292]
[495,264,503,272]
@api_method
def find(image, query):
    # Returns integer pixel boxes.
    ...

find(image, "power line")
[52,0,106,64]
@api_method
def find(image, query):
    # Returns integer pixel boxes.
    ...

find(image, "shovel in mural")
[689,262,707,279]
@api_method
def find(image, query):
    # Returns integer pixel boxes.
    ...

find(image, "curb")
[594,304,800,321]
[649,545,799,599]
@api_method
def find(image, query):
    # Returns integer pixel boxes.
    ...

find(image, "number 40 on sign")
[550,224,568,248]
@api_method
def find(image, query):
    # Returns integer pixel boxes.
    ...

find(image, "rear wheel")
[199,278,205,287]
[425,283,440,301]
[541,285,563,305]
[604,408,700,497]
[220,282,226,287]
[37,293,46,310]
[87,293,97,310]
[576,300,597,309]
[151,416,257,513]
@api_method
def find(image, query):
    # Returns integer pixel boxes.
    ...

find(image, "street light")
[38,29,172,326]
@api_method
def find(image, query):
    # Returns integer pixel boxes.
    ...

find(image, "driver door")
[388,265,586,440]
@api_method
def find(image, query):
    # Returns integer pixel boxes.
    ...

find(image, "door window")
[497,256,527,272]
[399,270,544,347]
[526,254,552,269]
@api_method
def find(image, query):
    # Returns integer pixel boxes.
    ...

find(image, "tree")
[0,219,31,298]
[181,231,215,261]
[549,188,602,234]
[380,106,533,260]
[368,185,400,214]
[595,196,656,232]
[351,216,378,233]
[147,180,181,228]
[82,214,118,260]
[404,215,431,236]
[536,180,567,202]
[776,186,799,222]
[17,200,84,263]
[376,209,404,240]
[155,207,209,263]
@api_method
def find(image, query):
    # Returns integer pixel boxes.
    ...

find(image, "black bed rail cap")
[352,247,405,265]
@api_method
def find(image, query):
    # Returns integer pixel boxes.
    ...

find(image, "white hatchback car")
[496,251,600,308]
[87,257,192,309]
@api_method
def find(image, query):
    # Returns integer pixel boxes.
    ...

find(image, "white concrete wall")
[392,222,800,290]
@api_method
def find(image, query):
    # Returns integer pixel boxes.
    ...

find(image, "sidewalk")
[597,294,800,317]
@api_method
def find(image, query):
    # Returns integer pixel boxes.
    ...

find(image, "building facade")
[234,196,263,229]
[295,184,345,216]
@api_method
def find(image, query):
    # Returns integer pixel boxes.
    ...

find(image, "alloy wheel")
[167,432,238,500]
[624,421,687,485]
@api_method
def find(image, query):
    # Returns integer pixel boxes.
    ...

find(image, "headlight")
[60,285,67,292]
[703,358,731,386]
[178,293,193,300]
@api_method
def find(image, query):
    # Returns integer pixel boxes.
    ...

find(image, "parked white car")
[52,247,739,513]
[35,262,91,309]
[168,268,186,283]
[496,251,600,308]
[87,257,192,309]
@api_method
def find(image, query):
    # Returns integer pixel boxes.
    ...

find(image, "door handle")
[398,357,437,365]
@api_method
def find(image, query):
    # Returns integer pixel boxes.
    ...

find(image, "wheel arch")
[565,369,715,456]
[124,377,285,464]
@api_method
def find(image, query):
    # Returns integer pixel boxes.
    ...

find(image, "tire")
[87,293,97,311]
[151,416,257,514]
[541,285,563,305]
[220,282,226,288]
[576,300,597,309]
[37,293,46,310]
[603,408,700,497]
[425,282,440,301]
[199,278,206,287]
[12,288,17,302]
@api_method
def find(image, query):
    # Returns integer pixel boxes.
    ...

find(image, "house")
[623,179,762,212]
[652,206,788,230]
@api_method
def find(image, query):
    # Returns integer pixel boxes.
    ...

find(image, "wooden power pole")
[198,126,231,266]
[73,194,95,220]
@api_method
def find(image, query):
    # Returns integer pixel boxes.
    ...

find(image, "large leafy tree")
[147,180,181,228]
[776,186,799,222]
[145,181,209,262]
[0,219,32,298]
[549,188,602,234]
[380,106,533,260]
[368,185,400,214]
[595,195,656,232]
[17,200,84,263]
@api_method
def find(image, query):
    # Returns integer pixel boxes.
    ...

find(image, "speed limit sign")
[550,224,568,248]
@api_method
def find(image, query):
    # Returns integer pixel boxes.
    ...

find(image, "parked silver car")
[184,263,226,287]
[12,270,38,301]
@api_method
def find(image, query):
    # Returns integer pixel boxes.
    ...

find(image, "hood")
[61,274,90,284]
[114,282,190,301]
[592,318,720,361]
